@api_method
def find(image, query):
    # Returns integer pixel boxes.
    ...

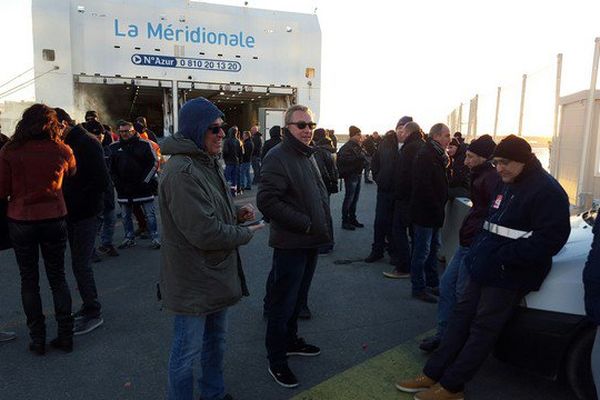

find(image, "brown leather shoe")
[395,374,436,393]
[415,384,464,400]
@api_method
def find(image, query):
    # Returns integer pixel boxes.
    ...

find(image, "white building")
[32,0,321,135]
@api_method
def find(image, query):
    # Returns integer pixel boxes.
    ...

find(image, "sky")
[2,0,600,136]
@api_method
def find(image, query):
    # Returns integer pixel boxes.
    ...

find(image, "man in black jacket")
[337,125,367,230]
[397,135,570,400]
[110,120,160,250]
[419,135,500,353]
[367,116,414,267]
[257,105,332,389]
[382,120,424,278]
[261,125,282,159]
[55,109,110,336]
[251,125,263,184]
[409,123,451,303]
[222,126,241,192]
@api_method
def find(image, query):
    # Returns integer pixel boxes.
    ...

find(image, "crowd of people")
[0,98,598,400]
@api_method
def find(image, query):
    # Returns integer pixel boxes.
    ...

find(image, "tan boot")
[395,374,436,393]
[415,384,464,400]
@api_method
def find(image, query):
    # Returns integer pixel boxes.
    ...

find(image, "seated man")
[396,135,571,400]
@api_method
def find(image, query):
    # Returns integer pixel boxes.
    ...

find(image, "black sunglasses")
[288,121,317,130]
[208,124,227,134]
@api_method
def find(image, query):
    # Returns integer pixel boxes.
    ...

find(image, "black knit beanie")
[493,135,531,163]
[468,134,496,159]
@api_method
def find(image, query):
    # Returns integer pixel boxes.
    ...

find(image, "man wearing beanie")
[419,134,501,353]
[397,134,570,400]
[159,97,262,400]
[337,125,368,230]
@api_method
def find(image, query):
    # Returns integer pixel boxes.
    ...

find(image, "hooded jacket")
[261,126,282,159]
[257,129,332,249]
[466,156,570,291]
[159,97,253,315]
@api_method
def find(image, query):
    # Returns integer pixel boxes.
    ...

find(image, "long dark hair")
[7,104,62,148]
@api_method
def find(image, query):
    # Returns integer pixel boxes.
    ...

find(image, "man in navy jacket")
[397,135,570,400]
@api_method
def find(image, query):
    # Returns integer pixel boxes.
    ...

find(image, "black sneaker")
[341,222,356,230]
[350,220,365,228]
[287,337,321,357]
[364,253,384,263]
[74,316,104,336]
[298,305,312,320]
[268,364,299,388]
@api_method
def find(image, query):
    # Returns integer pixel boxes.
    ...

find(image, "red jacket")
[0,139,76,221]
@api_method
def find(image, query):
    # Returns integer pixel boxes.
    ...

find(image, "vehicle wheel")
[565,327,598,400]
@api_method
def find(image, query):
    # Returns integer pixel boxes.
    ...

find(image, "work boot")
[342,222,356,230]
[419,336,441,353]
[395,374,436,393]
[415,385,464,400]
[350,219,364,228]
[364,252,384,263]
[413,291,438,304]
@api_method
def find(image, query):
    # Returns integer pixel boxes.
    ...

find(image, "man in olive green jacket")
[159,97,263,400]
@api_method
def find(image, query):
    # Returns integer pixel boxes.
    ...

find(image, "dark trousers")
[342,174,361,223]
[67,216,101,318]
[265,248,318,367]
[391,201,411,272]
[423,279,524,392]
[372,191,395,256]
[252,157,261,184]
[9,219,73,341]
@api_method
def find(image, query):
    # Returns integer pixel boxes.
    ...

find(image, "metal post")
[458,103,463,133]
[577,38,600,208]
[473,94,479,138]
[518,74,527,136]
[172,81,179,134]
[493,86,501,139]
[467,99,473,139]
[551,53,563,177]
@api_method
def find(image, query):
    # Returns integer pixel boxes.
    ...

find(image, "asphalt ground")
[0,181,576,400]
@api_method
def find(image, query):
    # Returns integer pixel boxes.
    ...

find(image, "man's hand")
[238,204,256,223]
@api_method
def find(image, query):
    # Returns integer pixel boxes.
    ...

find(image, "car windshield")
[582,208,597,227]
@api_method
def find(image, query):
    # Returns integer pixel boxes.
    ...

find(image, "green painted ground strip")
[292,331,433,400]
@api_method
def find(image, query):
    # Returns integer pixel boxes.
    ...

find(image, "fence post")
[518,74,527,136]
[493,86,501,139]
[577,38,600,208]
[551,53,563,176]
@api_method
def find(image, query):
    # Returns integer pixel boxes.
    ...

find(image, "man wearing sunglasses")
[257,104,332,388]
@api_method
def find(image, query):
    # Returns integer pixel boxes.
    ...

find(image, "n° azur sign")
[131,54,242,72]
[115,19,256,48]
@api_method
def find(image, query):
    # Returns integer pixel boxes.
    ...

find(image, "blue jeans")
[342,174,361,223]
[67,216,101,318]
[239,162,252,189]
[122,201,158,240]
[437,245,470,339]
[224,164,238,188]
[265,248,318,367]
[168,311,228,400]
[99,207,116,247]
[410,224,440,295]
